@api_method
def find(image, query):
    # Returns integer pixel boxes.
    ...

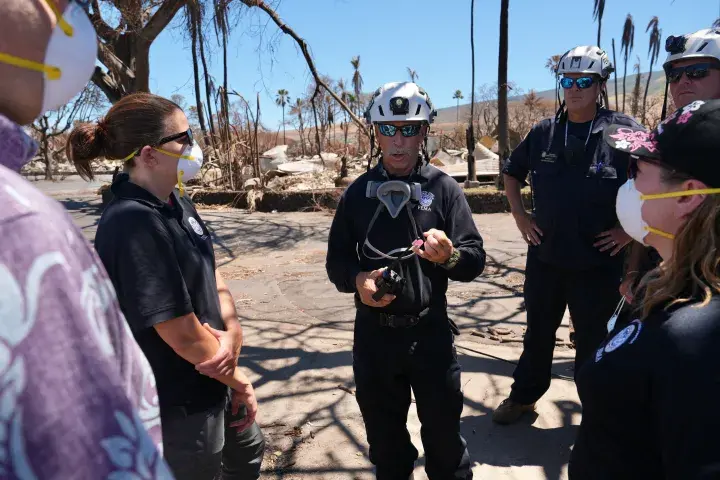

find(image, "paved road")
[47,179,579,480]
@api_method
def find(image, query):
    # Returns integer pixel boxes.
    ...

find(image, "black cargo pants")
[161,395,265,480]
[352,307,472,480]
[509,250,623,405]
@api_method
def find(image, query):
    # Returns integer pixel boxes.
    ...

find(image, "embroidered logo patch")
[418,191,434,211]
[188,217,204,236]
[595,320,643,362]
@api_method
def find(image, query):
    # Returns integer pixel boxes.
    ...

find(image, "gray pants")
[162,399,265,480]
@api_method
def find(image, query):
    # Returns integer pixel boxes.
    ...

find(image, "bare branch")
[97,41,136,82]
[142,0,185,43]
[90,0,120,42]
[239,0,369,138]
[91,66,123,103]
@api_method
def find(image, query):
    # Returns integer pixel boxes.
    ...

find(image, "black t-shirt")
[566,119,594,142]
[94,174,228,411]
[570,296,720,479]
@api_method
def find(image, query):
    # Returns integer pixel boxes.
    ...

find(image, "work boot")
[492,398,536,425]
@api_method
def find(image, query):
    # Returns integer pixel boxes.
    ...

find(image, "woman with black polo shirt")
[569,99,720,478]
[66,93,265,480]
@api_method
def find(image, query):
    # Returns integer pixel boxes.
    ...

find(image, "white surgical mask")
[155,143,204,196]
[616,178,720,244]
[0,1,98,116]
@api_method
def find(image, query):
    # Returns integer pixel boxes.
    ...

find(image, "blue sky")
[146,0,719,128]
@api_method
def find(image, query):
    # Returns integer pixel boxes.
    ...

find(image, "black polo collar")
[110,173,181,212]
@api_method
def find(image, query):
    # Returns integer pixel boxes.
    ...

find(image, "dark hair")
[66,93,181,180]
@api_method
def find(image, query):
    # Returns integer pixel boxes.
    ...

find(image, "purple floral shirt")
[0,114,173,479]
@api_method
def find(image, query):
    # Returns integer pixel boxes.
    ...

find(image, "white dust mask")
[155,143,204,196]
[616,179,720,244]
[0,0,99,116]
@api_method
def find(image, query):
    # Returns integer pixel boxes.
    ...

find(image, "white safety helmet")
[664,28,720,68]
[557,45,614,80]
[364,82,437,124]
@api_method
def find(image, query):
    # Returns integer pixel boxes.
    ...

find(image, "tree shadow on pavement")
[201,212,331,267]
[452,348,579,480]
[461,400,580,480]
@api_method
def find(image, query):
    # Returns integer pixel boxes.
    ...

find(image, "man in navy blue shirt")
[494,46,642,425]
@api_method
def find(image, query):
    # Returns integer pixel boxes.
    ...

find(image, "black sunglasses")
[665,63,720,83]
[560,76,596,89]
[377,124,422,137]
[157,128,194,147]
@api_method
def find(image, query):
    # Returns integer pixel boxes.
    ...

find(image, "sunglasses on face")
[377,124,422,137]
[157,128,194,147]
[560,76,596,89]
[665,63,720,84]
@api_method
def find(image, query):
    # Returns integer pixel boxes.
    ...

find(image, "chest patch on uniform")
[188,217,204,236]
[419,191,434,211]
[540,152,557,163]
[595,320,643,362]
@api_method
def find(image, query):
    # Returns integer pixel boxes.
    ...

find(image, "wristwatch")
[441,249,461,270]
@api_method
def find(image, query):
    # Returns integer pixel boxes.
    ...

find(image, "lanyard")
[564,116,596,148]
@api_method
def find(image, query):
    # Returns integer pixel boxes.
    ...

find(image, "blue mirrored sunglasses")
[560,76,595,89]
[377,124,422,137]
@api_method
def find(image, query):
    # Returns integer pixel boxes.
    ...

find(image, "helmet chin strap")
[661,81,670,121]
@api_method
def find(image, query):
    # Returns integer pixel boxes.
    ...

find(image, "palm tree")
[407,68,419,83]
[467,0,478,185]
[453,90,464,123]
[187,2,209,146]
[545,55,562,76]
[593,0,606,47]
[612,38,619,111]
[497,0,510,190]
[350,55,364,113]
[290,98,306,156]
[631,57,642,117]
[621,14,636,113]
[338,79,350,145]
[643,17,662,124]
[545,54,562,111]
[351,56,363,116]
[276,89,290,144]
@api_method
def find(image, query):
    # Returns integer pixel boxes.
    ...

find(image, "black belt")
[355,297,429,329]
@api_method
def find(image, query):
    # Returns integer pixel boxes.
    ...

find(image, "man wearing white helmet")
[621,27,720,305]
[326,82,485,479]
[495,46,642,425]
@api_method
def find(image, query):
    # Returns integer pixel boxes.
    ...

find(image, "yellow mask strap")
[42,0,74,36]
[121,147,195,163]
[0,1,73,79]
[177,170,186,197]
[154,147,194,161]
[645,226,675,240]
[120,149,138,162]
[0,52,61,80]
[641,188,720,201]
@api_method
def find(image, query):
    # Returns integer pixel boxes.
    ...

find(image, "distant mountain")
[434,70,667,125]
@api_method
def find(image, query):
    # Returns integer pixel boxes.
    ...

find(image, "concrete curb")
[189,188,532,214]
